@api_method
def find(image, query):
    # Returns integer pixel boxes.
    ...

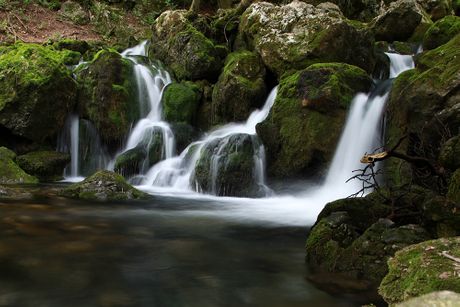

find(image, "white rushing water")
[139,87,278,195]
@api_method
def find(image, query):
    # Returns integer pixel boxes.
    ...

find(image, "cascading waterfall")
[109,42,174,180]
[139,87,278,196]
[322,51,415,195]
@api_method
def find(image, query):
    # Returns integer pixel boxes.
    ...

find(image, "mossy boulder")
[170,122,199,153]
[439,135,460,170]
[114,147,147,178]
[379,237,460,305]
[384,34,460,188]
[162,82,201,125]
[256,63,372,178]
[0,43,77,145]
[193,133,264,197]
[59,1,90,25]
[61,170,149,201]
[239,2,375,77]
[0,147,38,184]
[418,0,454,21]
[423,16,460,50]
[306,191,432,294]
[370,0,432,42]
[150,10,226,81]
[16,151,70,182]
[76,49,138,150]
[419,194,460,237]
[395,291,460,307]
[212,51,267,124]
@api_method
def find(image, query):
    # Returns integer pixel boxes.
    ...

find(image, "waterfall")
[108,42,174,181]
[322,52,415,195]
[139,87,278,196]
[69,114,79,178]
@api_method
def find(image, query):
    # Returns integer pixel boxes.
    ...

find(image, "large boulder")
[256,63,372,178]
[76,50,138,150]
[439,135,460,170]
[60,170,149,201]
[0,43,78,146]
[192,133,264,197]
[370,0,432,42]
[423,16,460,50]
[238,1,375,77]
[149,10,227,81]
[162,82,202,125]
[379,237,460,305]
[0,147,38,184]
[417,0,454,21]
[395,291,460,307]
[384,34,460,188]
[212,51,267,124]
[16,151,70,182]
[306,190,433,294]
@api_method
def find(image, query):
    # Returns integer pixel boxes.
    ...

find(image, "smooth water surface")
[0,187,357,307]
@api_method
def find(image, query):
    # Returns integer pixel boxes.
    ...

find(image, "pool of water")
[0,186,361,307]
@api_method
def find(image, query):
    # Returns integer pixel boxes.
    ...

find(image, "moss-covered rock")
[16,151,70,182]
[395,291,460,307]
[114,147,147,178]
[370,0,432,42]
[256,63,372,178]
[418,0,454,21]
[162,82,201,125]
[384,34,460,189]
[76,49,138,150]
[423,16,460,50]
[0,147,38,184]
[212,51,267,124]
[59,0,90,25]
[150,10,226,81]
[447,169,460,204]
[193,133,264,197]
[379,237,460,305]
[439,135,460,170]
[0,43,77,145]
[239,2,375,77]
[306,190,432,294]
[60,170,149,201]
[419,194,460,237]
[170,122,199,153]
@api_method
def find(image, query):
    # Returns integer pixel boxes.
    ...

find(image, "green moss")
[447,169,460,203]
[423,16,460,50]
[162,82,201,124]
[0,147,38,184]
[379,237,460,304]
[16,151,70,182]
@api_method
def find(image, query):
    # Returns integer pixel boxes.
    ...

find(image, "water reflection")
[0,187,355,307]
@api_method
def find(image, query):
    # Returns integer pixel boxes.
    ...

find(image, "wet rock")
[193,133,264,197]
[379,237,460,304]
[16,151,70,182]
[76,50,138,150]
[385,34,460,188]
[239,1,375,76]
[162,82,201,125]
[60,170,149,201]
[212,51,267,124]
[0,147,38,185]
[423,16,460,50]
[256,63,371,178]
[0,43,78,146]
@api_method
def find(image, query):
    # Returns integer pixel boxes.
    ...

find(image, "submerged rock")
[76,50,138,150]
[257,63,372,178]
[212,51,267,124]
[0,43,78,146]
[0,147,38,184]
[16,151,70,182]
[239,1,375,76]
[61,170,149,201]
[379,237,460,305]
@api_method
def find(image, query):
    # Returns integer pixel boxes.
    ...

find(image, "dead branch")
[441,251,460,264]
